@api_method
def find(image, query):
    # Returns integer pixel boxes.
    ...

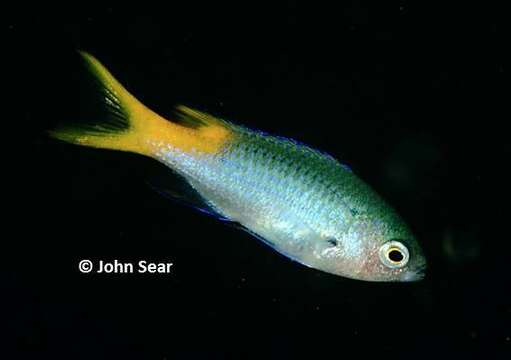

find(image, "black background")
[5,2,509,359]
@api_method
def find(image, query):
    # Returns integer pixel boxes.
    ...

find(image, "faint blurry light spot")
[443,226,481,265]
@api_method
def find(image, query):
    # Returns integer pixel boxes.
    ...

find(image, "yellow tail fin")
[49,51,233,157]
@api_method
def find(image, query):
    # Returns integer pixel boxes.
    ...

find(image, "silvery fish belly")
[50,52,427,282]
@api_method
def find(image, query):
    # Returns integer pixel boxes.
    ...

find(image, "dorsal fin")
[173,105,230,129]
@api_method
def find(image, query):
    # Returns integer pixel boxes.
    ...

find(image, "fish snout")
[402,263,427,282]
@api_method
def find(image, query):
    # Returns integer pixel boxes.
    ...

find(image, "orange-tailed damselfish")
[50,52,426,282]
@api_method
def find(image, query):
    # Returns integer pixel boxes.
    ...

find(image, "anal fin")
[146,164,230,222]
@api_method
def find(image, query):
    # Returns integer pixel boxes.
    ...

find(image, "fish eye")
[379,241,409,269]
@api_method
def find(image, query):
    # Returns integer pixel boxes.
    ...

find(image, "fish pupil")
[388,249,404,262]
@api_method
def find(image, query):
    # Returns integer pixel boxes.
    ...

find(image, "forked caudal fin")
[49,51,233,157]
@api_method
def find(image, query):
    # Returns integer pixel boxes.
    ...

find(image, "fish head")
[318,211,427,282]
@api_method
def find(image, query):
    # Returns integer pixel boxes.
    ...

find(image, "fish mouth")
[402,263,427,282]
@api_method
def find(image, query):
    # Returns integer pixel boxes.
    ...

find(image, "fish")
[50,51,427,282]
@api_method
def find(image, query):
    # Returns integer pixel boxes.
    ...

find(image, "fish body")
[51,52,426,282]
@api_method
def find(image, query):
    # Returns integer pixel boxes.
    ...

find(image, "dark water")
[5,3,509,359]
